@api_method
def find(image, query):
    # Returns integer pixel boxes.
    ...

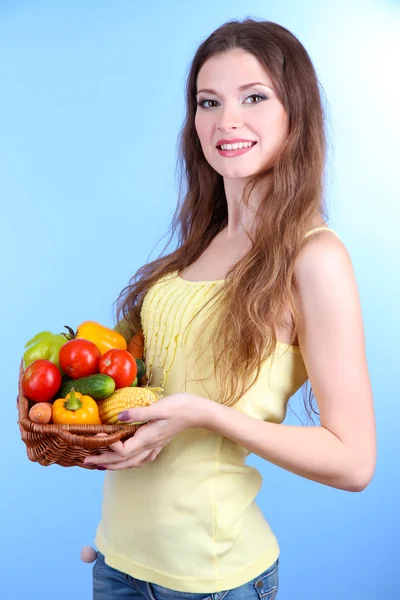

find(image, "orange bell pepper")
[52,391,101,425]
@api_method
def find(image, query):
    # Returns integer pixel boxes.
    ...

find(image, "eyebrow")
[196,81,274,96]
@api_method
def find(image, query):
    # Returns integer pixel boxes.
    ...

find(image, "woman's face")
[195,49,288,181]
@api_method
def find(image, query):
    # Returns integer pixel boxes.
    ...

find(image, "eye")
[197,99,219,109]
[244,94,268,104]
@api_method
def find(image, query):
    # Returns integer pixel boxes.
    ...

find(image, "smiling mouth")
[216,141,257,150]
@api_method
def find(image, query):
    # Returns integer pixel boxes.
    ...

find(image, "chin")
[219,169,259,180]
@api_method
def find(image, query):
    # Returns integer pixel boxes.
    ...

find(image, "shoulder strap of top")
[304,226,342,242]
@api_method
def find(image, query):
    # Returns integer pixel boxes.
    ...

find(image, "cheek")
[259,111,288,147]
[195,114,213,155]
[278,111,289,141]
[194,113,206,141]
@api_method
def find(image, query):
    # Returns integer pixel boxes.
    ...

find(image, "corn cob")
[97,386,164,424]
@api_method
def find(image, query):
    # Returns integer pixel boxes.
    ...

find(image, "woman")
[85,18,376,599]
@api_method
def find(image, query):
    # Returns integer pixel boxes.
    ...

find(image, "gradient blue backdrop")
[2,1,398,598]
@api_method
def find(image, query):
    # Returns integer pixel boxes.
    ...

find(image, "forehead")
[196,48,272,89]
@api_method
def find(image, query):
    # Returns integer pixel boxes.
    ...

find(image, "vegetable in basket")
[59,339,101,379]
[52,391,102,425]
[22,359,62,402]
[127,330,145,359]
[97,386,164,424]
[29,402,52,424]
[135,358,146,380]
[23,331,68,373]
[99,349,137,388]
[60,373,115,400]
[63,321,127,355]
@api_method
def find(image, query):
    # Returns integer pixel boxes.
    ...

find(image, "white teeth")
[220,141,255,150]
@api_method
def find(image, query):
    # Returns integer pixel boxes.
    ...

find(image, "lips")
[217,144,257,158]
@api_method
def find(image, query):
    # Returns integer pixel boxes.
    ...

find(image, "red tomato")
[59,338,101,379]
[99,349,137,389]
[22,359,62,402]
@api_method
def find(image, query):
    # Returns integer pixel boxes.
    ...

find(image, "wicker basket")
[17,362,141,469]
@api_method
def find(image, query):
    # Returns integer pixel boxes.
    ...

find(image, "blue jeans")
[93,552,279,600]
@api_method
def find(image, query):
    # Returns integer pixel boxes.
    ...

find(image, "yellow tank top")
[95,227,341,593]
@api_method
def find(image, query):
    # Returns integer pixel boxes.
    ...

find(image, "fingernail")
[118,411,130,421]
[97,466,107,470]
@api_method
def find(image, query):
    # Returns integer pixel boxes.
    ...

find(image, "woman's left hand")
[83,392,210,470]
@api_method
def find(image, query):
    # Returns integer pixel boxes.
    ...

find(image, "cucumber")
[60,374,115,400]
[130,377,138,387]
[135,359,146,380]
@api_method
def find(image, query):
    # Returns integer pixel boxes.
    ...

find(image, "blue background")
[2,1,398,598]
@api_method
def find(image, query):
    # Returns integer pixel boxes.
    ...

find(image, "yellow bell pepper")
[64,321,127,355]
[52,391,102,425]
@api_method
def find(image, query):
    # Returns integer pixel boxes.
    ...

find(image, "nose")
[216,102,243,131]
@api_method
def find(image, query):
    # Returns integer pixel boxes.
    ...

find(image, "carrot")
[29,402,52,424]
[127,330,144,360]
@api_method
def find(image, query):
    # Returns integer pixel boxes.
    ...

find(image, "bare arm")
[195,232,376,492]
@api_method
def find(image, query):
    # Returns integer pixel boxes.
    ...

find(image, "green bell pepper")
[23,331,68,373]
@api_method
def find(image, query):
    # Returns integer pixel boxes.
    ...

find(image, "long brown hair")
[115,18,329,423]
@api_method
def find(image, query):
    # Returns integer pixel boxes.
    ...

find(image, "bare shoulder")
[296,228,351,285]
[292,229,376,490]
[293,227,362,364]
[293,229,358,339]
